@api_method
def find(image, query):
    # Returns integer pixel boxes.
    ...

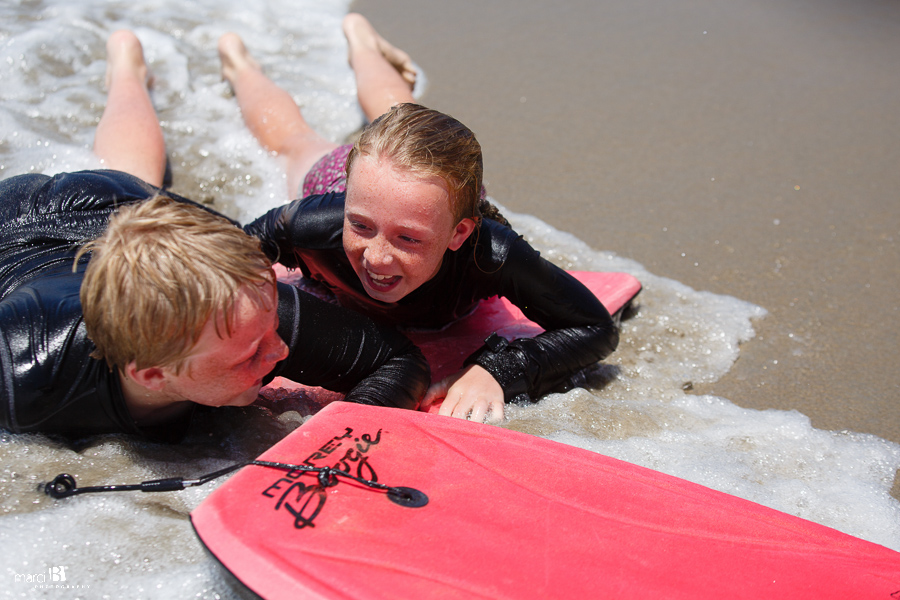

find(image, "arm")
[270,283,429,409]
[428,236,618,420]
[468,238,619,400]
[243,193,344,268]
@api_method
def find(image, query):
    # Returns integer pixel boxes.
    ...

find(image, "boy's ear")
[448,218,477,251]
[125,362,168,391]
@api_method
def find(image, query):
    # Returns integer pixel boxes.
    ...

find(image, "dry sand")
[355,0,900,443]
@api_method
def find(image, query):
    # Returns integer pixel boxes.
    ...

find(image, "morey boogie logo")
[260,426,383,529]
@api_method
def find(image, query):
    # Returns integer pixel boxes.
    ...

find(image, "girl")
[225,14,619,423]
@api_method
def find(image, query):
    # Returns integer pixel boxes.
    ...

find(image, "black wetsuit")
[245,192,619,404]
[0,171,428,439]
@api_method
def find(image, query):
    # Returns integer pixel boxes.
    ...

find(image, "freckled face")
[162,284,289,407]
[343,157,474,303]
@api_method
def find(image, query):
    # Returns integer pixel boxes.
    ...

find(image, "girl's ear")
[448,218,477,251]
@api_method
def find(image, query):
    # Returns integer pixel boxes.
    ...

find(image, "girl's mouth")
[366,269,401,290]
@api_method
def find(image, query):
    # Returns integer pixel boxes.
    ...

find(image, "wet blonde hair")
[77,195,275,372]
[346,103,505,225]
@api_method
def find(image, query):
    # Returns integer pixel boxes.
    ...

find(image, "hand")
[421,365,505,423]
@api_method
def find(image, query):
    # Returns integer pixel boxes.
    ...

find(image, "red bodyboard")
[191,402,900,599]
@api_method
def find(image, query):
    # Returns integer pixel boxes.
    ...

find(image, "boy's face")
[160,283,288,407]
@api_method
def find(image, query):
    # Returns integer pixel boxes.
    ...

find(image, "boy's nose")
[265,335,289,365]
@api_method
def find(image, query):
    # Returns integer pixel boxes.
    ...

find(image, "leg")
[219,16,419,199]
[219,33,339,198]
[343,13,416,122]
[93,31,167,188]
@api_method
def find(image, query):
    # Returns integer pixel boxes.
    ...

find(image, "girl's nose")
[363,236,394,266]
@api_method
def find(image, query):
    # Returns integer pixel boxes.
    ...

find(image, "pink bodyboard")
[264,268,642,402]
[191,401,900,599]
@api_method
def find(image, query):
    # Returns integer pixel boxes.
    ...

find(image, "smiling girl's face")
[343,156,475,304]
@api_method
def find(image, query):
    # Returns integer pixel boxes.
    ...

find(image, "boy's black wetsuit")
[0,171,428,439]
[245,192,619,404]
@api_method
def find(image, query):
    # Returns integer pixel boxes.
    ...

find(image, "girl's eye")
[350,220,370,232]
[399,235,421,244]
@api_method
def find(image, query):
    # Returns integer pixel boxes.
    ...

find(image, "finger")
[484,400,505,424]
[438,393,459,418]
[420,388,439,409]
[467,398,489,423]
[450,397,473,420]
[423,378,451,406]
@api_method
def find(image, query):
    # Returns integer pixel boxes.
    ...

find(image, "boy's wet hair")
[77,195,275,372]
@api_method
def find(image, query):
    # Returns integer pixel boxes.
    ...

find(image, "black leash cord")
[42,461,428,508]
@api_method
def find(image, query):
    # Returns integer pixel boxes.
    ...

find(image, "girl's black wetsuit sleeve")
[268,282,429,410]
[463,231,620,404]
[247,194,618,405]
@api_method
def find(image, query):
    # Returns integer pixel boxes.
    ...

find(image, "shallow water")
[2,0,899,597]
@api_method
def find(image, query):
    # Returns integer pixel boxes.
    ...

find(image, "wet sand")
[355,0,900,443]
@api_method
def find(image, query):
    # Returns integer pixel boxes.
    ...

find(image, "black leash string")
[42,460,428,508]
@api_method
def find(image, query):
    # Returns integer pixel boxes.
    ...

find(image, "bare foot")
[343,13,417,87]
[218,32,262,86]
[105,30,151,90]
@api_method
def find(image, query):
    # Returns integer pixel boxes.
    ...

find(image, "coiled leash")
[43,460,428,508]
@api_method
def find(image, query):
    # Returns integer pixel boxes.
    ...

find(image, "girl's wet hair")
[346,103,507,227]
